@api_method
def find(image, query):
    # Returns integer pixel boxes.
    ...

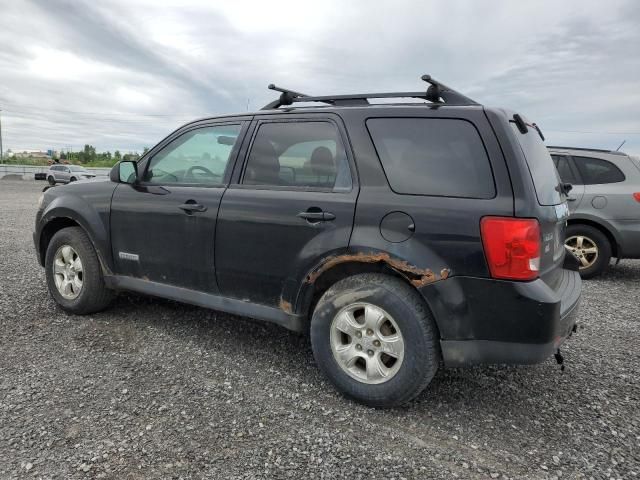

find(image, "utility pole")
[0,109,3,164]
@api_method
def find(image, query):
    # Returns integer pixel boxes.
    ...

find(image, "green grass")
[1,157,49,166]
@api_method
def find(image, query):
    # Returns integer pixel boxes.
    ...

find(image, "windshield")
[69,166,88,172]
[509,122,563,206]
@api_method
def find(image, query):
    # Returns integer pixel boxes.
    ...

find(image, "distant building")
[13,150,51,159]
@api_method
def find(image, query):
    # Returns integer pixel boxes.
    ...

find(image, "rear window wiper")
[532,123,545,141]
[512,114,545,141]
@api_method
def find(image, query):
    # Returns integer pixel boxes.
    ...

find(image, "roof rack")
[261,74,480,110]
[547,146,627,155]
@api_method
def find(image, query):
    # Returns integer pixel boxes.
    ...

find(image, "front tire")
[565,224,612,279]
[45,227,113,314]
[47,176,55,185]
[310,273,440,407]
[69,176,77,182]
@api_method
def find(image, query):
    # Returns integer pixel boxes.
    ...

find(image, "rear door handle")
[179,202,207,213]
[567,197,577,202]
[297,210,336,222]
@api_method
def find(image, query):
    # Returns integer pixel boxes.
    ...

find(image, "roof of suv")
[180,103,488,132]
[547,145,629,157]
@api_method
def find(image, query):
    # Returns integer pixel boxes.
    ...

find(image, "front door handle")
[179,201,207,214]
[567,197,577,202]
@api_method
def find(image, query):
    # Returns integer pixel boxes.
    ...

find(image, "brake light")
[633,193,640,203]
[480,217,541,281]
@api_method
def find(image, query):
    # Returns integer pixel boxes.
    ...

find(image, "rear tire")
[47,176,55,185]
[45,227,114,314]
[310,273,440,408]
[565,224,611,279]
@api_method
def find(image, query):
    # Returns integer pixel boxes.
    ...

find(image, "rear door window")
[509,123,562,205]
[572,156,625,184]
[242,121,352,191]
[366,118,495,198]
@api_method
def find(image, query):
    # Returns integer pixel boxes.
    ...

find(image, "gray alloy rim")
[329,302,405,385]
[565,235,599,269]
[53,245,84,299]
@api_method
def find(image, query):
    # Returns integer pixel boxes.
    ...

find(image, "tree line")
[59,144,150,165]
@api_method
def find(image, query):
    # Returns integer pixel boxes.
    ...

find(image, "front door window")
[145,125,243,185]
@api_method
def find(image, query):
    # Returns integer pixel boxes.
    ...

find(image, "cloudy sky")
[1,0,639,155]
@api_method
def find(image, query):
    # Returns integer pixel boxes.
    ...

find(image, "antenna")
[615,140,626,151]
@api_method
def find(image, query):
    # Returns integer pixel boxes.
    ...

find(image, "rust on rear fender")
[305,252,450,288]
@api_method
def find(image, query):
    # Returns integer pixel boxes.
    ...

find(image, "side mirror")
[110,161,138,184]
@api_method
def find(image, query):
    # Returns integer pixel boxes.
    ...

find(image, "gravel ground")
[0,179,638,479]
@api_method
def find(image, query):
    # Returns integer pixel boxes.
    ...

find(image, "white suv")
[46,165,95,185]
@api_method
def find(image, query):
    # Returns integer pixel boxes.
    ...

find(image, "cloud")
[0,0,638,154]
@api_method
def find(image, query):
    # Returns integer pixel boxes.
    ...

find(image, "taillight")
[480,217,541,281]
[633,193,640,202]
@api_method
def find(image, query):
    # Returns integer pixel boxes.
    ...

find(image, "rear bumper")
[616,219,640,258]
[420,268,582,367]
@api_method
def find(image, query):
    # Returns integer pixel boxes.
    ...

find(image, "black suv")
[34,76,581,407]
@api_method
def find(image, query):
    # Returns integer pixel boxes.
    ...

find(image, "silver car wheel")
[53,245,84,299]
[330,302,405,385]
[565,235,599,269]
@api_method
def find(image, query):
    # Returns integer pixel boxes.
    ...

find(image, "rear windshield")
[509,123,562,205]
[367,118,495,199]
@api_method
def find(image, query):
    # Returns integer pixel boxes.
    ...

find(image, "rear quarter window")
[572,156,625,184]
[366,118,495,198]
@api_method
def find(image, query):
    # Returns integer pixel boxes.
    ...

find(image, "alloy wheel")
[330,303,404,384]
[53,245,84,299]
[565,235,599,269]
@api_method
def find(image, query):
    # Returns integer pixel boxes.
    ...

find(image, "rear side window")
[572,156,625,184]
[242,121,352,191]
[509,123,562,205]
[551,155,579,184]
[366,118,495,198]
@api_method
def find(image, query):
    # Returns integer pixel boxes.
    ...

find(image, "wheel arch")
[38,205,113,275]
[292,249,449,332]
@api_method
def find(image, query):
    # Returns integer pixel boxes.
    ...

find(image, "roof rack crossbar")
[261,74,480,110]
[262,83,324,110]
[420,75,479,106]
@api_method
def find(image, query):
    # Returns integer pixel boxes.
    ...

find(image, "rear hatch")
[509,119,569,289]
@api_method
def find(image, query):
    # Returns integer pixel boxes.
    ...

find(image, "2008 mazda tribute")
[34,75,582,407]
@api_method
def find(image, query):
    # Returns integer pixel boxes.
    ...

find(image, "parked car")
[34,76,581,407]
[46,164,96,185]
[548,146,640,278]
